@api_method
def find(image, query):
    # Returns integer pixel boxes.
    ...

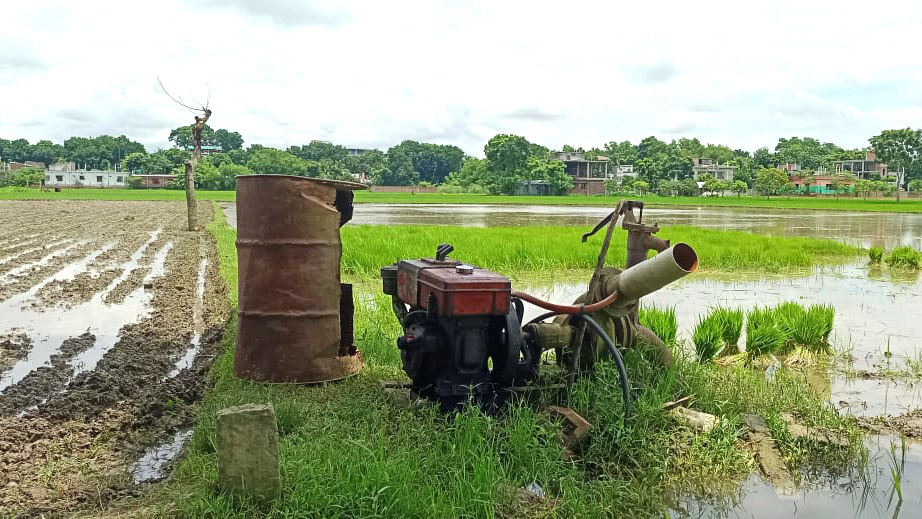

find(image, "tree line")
[4,127,922,196]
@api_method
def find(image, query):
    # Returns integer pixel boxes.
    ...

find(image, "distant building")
[45,170,126,188]
[48,161,77,172]
[791,174,855,194]
[692,158,735,181]
[183,145,223,155]
[832,151,888,179]
[130,174,175,189]
[8,161,47,171]
[553,151,610,195]
[346,147,372,157]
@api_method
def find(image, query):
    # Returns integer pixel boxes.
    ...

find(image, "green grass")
[711,307,744,356]
[884,246,921,269]
[4,187,922,214]
[869,246,883,263]
[638,306,677,346]
[341,225,859,279]
[692,315,724,363]
[134,202,866,517]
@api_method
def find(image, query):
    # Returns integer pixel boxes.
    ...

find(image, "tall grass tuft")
[711,307,744,355]
[771,301,834,353]
[807,304,835,345]
[638,306,677,345]
[884,246,921,269]
[693,315,724,363]
[869,246,883,263]
[746,307,785,359]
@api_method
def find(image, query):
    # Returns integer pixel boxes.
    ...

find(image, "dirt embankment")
[0,200,229,517]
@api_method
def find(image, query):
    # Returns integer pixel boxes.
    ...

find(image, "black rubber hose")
[523,311,631,422]
[526,311,562,326]
[574,314,631,422]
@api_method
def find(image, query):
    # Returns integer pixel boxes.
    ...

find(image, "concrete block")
[216,403,280,499]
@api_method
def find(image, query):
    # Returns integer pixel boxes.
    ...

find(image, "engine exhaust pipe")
[607,243,698,301]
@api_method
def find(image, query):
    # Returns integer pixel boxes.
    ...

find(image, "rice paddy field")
[3,193,922,518]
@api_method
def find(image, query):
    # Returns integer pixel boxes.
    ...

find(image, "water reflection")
[671,435,922,519]
[351,204,922,249]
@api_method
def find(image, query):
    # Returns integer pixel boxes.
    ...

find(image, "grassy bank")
[341,225,860,278]
[130,202,864,517]
[4,187,922,214]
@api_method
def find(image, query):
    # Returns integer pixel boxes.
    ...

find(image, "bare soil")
[0,200,229,517]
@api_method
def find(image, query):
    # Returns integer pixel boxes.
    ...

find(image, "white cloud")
[2,0,922,156]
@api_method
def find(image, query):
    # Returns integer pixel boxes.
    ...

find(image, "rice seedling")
[710,307,743,355]
[868,246,883,263]
[638,305,677,345]
[807,304,835,344]
[693,315,724,363]
[745,307,785,360]
[339,225,860,279]
[884,246,921,269]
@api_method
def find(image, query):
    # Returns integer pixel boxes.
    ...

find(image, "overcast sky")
[2,0,921,156]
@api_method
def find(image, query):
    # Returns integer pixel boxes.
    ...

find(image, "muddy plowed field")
[0,200,229,516]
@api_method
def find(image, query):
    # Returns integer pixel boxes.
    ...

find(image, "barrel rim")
[236,174,368,191]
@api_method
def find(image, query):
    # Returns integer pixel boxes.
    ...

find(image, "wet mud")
[0,200,229,517]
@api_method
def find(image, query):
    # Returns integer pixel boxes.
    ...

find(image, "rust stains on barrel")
[235,175,365,383]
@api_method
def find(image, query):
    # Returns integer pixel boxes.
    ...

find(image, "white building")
[44,170,127,188]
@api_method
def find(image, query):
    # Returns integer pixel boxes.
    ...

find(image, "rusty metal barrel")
[235,175,364,383]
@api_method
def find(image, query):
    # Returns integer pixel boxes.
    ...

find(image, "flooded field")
[673,434,922,518]
[0,200,228,515]
[517,262,922,417]
[222,202,922,248]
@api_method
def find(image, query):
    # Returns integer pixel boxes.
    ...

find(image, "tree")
[12,166,44,187]
[247,148,312,176]
[658,179,681,196]
[755,168,793,198]
[753,147,774,168]
[855,179,873,199]
[637,136,668,160]
[909,179,922,193]
[526,157,572,195]
[445,158,488,190]
[731,180,748,197]
[633,180,649,194]
[213,129,244,151]
[831,171,854,199]
[603,140,637,165]
[870,128,922,202]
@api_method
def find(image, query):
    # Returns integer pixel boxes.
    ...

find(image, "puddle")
[68,241,173,379]
[0,236,172,394]
[131,429,193,484]
[0,240,85,284]
[671,434,922,518]
[167,246,208,378]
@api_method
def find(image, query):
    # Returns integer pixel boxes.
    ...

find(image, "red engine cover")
[396,259,510,317]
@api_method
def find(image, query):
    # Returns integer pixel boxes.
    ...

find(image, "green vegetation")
[774,302,833,353]
[692,315,724,362]
[884,246,922,269]
[144,210,863,516]
[869,246,884,263]
[638,306,677,345]
[711,307,744,355]
[745,307,785,359]
[340,225,859,279]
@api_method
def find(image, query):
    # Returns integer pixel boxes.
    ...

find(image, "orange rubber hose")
[510,290,618,315]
